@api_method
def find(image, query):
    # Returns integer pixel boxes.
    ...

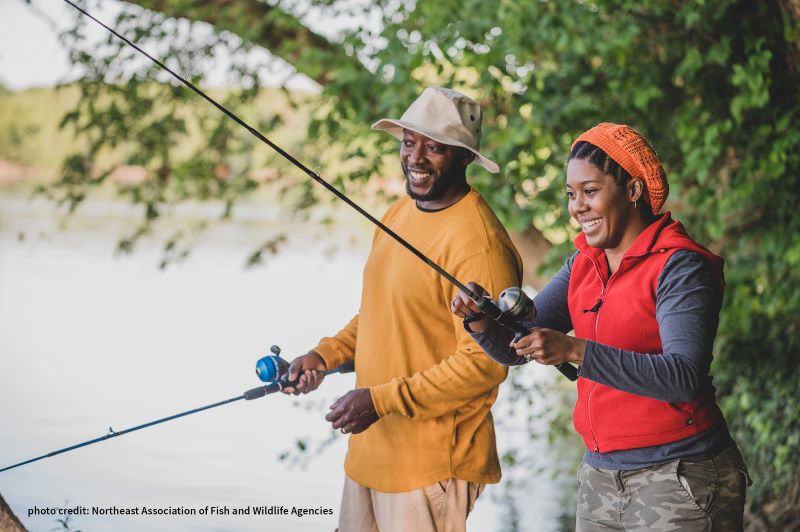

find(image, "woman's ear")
[629,178,645,202]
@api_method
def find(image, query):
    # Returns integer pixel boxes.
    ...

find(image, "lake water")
[0,193,574,531]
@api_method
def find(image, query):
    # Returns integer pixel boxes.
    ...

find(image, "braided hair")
[568,141,632,188]
[568,140,655,221]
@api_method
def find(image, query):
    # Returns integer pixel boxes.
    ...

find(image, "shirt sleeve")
[579,250,722,402]
[370,245,521,420]
[469,254,575,366]
[312,313,358,370]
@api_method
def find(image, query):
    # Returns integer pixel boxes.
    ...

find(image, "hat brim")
[371,119,500,174]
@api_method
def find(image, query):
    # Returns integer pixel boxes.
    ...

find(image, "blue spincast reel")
[255,345,290,383]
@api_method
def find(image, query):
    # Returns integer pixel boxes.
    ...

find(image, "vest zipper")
[582,251,607,453]
[586,382,600,452]
[584,254,643,453]
[588,285,604,452]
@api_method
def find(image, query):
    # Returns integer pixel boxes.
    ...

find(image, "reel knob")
[497,286,536,321]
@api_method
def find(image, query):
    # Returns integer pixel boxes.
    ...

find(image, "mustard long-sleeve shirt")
[313,189,523,492]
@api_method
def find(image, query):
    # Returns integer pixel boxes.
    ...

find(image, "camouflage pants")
[576,446,750,531]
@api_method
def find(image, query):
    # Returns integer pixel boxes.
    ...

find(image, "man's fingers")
[287,361,301,382]
[329,413,347,429]
[329,395,344,410]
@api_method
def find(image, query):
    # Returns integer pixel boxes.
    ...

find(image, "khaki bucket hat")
[371,87,499,173]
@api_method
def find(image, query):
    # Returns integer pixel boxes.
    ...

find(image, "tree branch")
[125,0,363,85]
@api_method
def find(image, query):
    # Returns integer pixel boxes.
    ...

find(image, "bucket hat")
[372,87,499,173]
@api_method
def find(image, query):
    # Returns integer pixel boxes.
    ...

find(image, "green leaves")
[312,0,800,523]
[46,0,800,524]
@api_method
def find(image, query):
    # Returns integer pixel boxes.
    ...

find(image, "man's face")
[400,130,470,202]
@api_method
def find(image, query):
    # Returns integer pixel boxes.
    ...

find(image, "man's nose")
[409,145,426,165]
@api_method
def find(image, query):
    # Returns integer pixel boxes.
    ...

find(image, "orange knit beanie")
[571,123,668,214]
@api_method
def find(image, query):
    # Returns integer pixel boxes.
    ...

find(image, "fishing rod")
[60,0,577,381]
[0,346,354,473]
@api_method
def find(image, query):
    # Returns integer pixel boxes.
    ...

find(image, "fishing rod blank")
[60,0,577,382]
[0,349,355,474]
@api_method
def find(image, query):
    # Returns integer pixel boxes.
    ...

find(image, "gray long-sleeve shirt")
[471,249,734,470]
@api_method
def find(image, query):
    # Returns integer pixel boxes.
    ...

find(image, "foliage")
[46,0,315,264]
[314,1,800,526]
[33,0,800,528]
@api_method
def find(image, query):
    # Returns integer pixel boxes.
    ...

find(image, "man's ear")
[462,150,476,166]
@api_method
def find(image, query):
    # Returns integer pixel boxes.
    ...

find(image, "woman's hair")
[568,141,632,190]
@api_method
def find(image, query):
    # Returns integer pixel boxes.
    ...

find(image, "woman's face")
[566,158,636,251]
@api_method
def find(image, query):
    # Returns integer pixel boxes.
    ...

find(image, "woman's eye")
[566,191,575,199]
[584,188,598,196]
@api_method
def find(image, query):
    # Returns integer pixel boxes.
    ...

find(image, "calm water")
[0,194,570,531]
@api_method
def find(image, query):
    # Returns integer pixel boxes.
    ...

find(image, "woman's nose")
[571,194,588,212]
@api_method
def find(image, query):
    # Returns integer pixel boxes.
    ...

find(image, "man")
[283,86,522,532]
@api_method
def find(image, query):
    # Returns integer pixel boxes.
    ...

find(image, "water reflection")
[0,194,574,531]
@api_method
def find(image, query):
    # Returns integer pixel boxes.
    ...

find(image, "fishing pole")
[0,347,354,473]
[60,0,577,381]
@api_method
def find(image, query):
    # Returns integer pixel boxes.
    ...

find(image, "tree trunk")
[125,0,363,85]
[0,493,26,532]
[509,226,553,292]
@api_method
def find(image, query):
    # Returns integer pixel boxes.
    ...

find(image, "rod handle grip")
[243,383,280,400]
[511,329,578,381]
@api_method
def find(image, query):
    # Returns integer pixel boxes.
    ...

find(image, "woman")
[452,123,750,531]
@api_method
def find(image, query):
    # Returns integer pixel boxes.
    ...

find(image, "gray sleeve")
[469,254,575,366]
[579,250,722,402]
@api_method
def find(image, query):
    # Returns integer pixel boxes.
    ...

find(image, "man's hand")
[280,352,327,395]
[511,328,586,366]
[325,388,379,435]
[451,281,490,332]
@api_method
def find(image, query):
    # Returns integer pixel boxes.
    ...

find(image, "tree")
[34,0,800,528]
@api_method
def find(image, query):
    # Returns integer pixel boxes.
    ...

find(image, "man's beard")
[403,164,459,202]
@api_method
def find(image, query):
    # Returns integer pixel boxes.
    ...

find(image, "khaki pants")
[337,476,484,532]
[576,446,750,531]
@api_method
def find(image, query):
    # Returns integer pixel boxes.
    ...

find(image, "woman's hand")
[511,328,586,366]
[451,282,490,332]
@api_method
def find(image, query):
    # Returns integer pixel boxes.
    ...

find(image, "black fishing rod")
[60,0,577,381]
[0,347,354,473]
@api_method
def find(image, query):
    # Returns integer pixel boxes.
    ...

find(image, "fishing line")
[60,0,578,383]
[0,348,354,473]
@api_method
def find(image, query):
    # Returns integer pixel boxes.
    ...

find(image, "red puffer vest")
[569,213,724,453]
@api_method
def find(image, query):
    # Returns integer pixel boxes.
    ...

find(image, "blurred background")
[0,0,798,531]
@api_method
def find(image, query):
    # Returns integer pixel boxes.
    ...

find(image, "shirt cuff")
[369,379,406,418]
[312,342,350,371]
[578,340,601,379]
